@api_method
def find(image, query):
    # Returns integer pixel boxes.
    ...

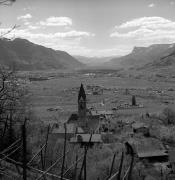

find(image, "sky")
[1,0,175,57]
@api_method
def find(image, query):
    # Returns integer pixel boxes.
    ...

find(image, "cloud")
[170,1,175,5]
[39,16,72,26]
[0,27,95,55]
[111,17,175,45]
[28,25,40,30]
[114,17,172,29]
[17,14,32,20]
[24,22,30,26]
[1,28,94,39]
[148,3,155,8]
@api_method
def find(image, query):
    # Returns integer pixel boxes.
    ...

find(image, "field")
[26,69,175,125]
[10,69,175,180]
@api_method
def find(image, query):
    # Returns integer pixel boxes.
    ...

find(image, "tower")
[78,84,86,123]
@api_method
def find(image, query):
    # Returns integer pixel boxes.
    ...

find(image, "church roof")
[70,134,102,143]
[78,84,86,101]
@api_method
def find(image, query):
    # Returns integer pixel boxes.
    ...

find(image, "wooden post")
[40,145,44,170]
[84,147,87,180]
[109,152,116,178]
[9,110,13,144]
[43,124,50,169]
[117,151,124,180]
[74,154,78,180]
[160,168,163,180]
[22,123,27,180]
[78,134,92,180]
[127,153,134,180]
[61,123,67,180]
[1,115,8,139]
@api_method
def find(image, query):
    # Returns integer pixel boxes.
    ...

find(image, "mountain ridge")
[107,43,175,69]
[0,38,84,70]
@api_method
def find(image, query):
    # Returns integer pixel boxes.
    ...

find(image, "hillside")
[145,48,175,68]
[107,43,175,69]
[0,38,84,70]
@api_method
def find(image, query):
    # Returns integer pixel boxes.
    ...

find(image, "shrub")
[162,107,175,125]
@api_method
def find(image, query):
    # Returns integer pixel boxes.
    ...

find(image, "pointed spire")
[78,83,86,101]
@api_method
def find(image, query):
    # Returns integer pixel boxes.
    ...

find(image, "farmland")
[26,69,175,125]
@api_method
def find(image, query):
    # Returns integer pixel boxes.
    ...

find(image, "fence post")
[43,124,50,169]
[84,147,87,180]
[109,152,116,178]
[117,151,124,180]
[61,123,67,180]
[22,122,27,180]
[74,154,78,180]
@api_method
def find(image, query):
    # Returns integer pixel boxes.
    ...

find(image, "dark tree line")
[0,66,27,151]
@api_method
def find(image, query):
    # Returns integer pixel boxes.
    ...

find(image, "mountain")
[145,46,175,68]
[0,38,84,70]
[75,55,119,66]
[107,43,175,69]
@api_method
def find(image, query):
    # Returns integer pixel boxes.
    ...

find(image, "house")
[125,137,168,162]
[51,123,84,140]
[90,110,114,116]
[132,122,150,136]
[70,134,102,147]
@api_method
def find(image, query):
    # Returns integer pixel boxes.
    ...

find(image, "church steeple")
[78,84,87,123]
[78,83,86,102]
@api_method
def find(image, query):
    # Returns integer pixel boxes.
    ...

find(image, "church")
[51,84,114,145]
[67,83,100,133]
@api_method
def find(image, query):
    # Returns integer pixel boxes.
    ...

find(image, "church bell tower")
[78,84,86,123]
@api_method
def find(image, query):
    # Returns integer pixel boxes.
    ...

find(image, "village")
[45,82,175,180]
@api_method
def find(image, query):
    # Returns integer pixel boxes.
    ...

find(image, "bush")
[132,95,136,106]
[162,107,175,125]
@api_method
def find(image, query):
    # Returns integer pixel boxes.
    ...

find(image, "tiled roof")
[127,138,167,158]
[138,151,168,158]
[52,123,75,134]
[70,134,102,143]
[52,123,84,134]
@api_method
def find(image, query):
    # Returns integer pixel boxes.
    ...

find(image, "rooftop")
[132,122,149,129]
[126,137,168,158]
[90,110,114,116]
[52,123,84,134]
[70,134,103,143]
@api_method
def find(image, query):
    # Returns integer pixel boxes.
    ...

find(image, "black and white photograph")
[0,0,175,179]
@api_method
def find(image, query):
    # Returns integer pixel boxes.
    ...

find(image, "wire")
[0,156,70,180]
[107,171,119,180]
[27,143,46,165]
[63,154,84,176]
[0,144,22,163]
[36,149,71,180]
[0,139,21,154]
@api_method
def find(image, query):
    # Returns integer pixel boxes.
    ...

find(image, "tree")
[0,0,16,6]
[132,95,136,106]
[0,66,27,151]
[162,107,175,125]
[0,0,18,39]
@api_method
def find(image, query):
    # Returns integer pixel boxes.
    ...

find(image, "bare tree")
[0,66,27,151]
[0,0,16,6]
[0,0,18,39]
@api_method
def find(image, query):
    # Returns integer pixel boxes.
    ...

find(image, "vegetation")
[0,67,28,150]
[162,107,175,125]
[131,95,136,106]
